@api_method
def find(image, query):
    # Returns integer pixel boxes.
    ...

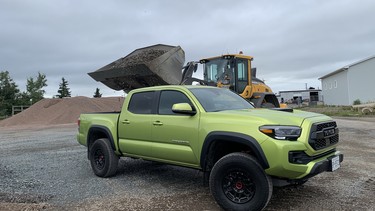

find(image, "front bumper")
[276,153,344,186]
[262,137,344,179]
[302,153,344,179]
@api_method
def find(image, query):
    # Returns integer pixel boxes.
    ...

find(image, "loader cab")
[201,54,251,96]
[201,54,281,108]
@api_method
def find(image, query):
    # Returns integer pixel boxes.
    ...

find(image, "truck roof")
[128,85,218,93]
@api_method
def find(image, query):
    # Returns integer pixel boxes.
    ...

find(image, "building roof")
[319,55,375,80]
[279,89,321,93]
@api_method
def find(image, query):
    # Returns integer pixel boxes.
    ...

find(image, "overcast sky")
[1,0,375,98]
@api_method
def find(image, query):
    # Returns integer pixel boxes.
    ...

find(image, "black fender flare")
[200,131,269,169]
[87,126,116,158]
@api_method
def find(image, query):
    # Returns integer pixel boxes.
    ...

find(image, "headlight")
[259,126,301,141]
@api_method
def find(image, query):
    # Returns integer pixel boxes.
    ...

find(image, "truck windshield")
[189,88,254,112]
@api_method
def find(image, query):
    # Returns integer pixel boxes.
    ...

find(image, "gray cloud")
[1,0,374,97]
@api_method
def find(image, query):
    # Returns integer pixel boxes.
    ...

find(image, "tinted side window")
[158,91,191,115]
[128,92,154,114]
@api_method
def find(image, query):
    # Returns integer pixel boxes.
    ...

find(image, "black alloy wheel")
[89,138,119,177]
[210,152,273,211]
[222,169,256,204]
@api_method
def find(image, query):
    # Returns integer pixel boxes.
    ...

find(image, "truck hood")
[213,108,324,126]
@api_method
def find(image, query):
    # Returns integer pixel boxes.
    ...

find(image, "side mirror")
[172,103,196,115]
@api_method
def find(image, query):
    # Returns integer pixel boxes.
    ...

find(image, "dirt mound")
[0,97,124,127]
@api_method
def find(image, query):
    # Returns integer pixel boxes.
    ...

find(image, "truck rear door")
[117,91,156,157]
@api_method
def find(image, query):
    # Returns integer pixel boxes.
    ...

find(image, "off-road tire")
[209,152,272,211]
[89,138,119,177]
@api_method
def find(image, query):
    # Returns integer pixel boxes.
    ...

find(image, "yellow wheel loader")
[89,44,282,108]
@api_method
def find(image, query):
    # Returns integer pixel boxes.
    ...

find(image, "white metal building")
[319,56,375,105]
[278,89,323,104]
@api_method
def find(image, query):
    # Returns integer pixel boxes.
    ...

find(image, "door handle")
[153,121,163,126]
[122,120,130,124]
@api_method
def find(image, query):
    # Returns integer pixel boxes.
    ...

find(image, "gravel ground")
[0,118,374,210]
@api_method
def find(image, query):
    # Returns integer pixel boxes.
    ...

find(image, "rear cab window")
[128,91,154,114]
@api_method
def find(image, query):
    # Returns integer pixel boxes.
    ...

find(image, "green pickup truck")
[77,85,343,211]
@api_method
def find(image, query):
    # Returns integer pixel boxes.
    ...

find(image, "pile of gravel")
[0,97,124,127]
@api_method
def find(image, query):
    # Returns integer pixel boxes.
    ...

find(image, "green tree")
[353,99,361,105]
[57,77,71,98]
[19,72,47,104]
[93,88,102,98]
[0,71,20,116]
[27,72,47,102]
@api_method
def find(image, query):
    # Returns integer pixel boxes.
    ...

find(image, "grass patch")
[296,105,375,117]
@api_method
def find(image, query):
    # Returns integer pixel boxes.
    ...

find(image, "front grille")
[309,121,339,150]
[330,134,339,144]
[315,138,328,150]
[316,121,337,131]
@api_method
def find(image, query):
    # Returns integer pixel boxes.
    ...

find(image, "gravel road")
[0,118,374,210]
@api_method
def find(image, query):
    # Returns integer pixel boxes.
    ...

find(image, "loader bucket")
[88,44,185,92]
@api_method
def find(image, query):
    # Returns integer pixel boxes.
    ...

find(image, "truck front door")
[150,90,200,167]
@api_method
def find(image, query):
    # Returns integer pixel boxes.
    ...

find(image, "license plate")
[331,156,340,171]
